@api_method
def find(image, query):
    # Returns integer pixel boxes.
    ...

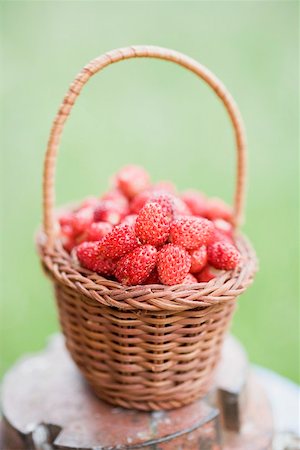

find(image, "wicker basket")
[37,45,257,411]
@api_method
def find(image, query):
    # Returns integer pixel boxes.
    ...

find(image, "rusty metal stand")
[0,335,273,449]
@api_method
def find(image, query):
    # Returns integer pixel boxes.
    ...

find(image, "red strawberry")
[212,228,234,245]
[115,245,157,286]
[76,241,115,276]
[182,273,198,284]
[59,214,76,251]
[204,198,233,222]
[60,223,74,238]
[115,165,150,199]
[190,245,207,273]
[72,207,94,235]
[157,244,191,285]
[84,222,113,242]
[207,241,241,270]
[144,268,160,284]
[98,224,139,259]
[170,217,214,250]
[62,235,76,253]
[173,197,191,216]
[59,212,74,229]
[135,202,172,246]
[121,214,138,227]
[147,192,174,218]
[130,190,152,214]
[131,190,175,216]
[101,189,129,213]
[196,265,219,282]
[94,200,123,225]
[153,181,176,194]
[213,219,233,236]
[79,197,99,209]
[181,190,207,216]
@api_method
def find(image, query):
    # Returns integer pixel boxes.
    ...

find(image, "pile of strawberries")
[58,165,241,286]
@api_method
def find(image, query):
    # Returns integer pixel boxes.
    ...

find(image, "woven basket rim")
[37,227,257,312]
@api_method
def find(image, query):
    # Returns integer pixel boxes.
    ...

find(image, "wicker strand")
[43,45,247,250]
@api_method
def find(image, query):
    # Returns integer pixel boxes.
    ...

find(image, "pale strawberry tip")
[114,165,150,199]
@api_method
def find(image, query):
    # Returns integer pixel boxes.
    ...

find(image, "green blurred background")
[1,1,299,383]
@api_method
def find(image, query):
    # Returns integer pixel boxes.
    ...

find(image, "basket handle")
[43,45,247,249]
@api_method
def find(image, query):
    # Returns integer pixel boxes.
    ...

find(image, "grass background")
[1,1,299,383]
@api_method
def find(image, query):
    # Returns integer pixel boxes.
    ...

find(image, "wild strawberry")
[181,190,207,217]
[94,200,123,225]
[131,189,175,216]
[135,202,172,246]
[130,190,152,214]
[212,228,234,245]
[59,212,74,229]
[144,268,160,284]
[173,197,191,216]
[182,273,198,284]
[60,223,74,238]
[115,165,150,199]
[59,214,76,251]
[157,244,191,285]
[153,181,176,194]
[101,190,129,213]
[98,224,139,259]
[79,197,99,209]
[84,222,113,242]
[76,241,115,276]
[72,207,94,235]
[213,219,233,236]
[207,241,241,270]
[121,214,138,227]
[190,246,207,273]
[115,245,157,286]
[131,190,175,217]
[205,198,233,222]
[196,265,219,282]
[62,235,76,253]
[147,192,174,218]
[170,217,214,250]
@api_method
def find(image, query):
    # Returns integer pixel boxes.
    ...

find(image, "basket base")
[1,334,273,450]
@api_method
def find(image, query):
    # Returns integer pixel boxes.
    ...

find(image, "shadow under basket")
[37,232,256,411]
[38,45,257,410]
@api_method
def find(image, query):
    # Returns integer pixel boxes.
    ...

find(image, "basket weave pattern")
[38,45,257,410]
